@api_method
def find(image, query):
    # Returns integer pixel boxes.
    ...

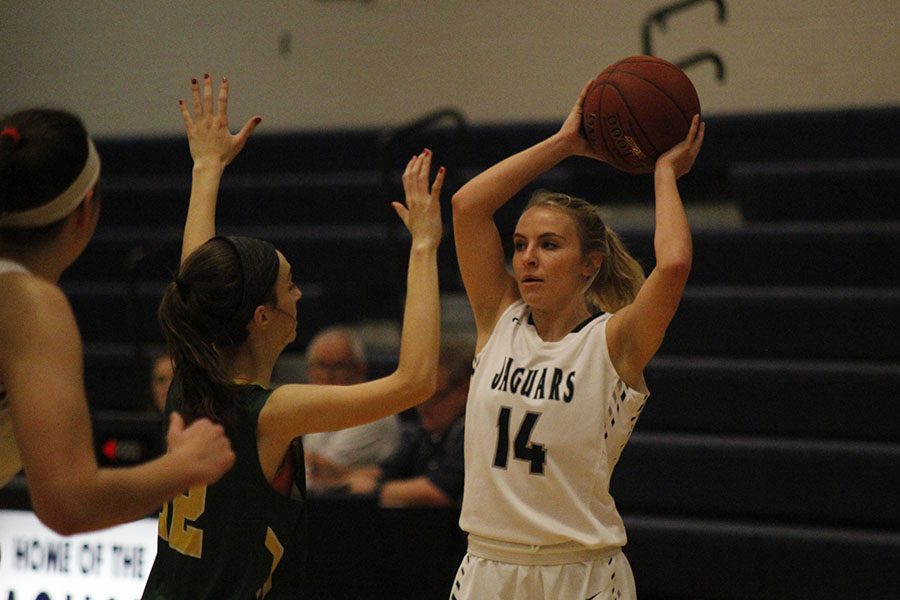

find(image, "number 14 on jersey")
[493,406,547,475]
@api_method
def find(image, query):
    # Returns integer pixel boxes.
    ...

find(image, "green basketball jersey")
[142,383,307,599]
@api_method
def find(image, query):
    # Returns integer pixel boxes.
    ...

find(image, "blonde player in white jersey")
[450,82,704,599]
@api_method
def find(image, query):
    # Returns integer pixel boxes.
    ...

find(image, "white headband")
[0,137,101,228]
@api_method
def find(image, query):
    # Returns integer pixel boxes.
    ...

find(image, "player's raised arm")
[178,74,261,264]
[452,81,605,350]
[258,150,443,445]
[607,115,704,387]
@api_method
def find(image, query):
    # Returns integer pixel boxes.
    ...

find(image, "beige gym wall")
[1,1,897,135]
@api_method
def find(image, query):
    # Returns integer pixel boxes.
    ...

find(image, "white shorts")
[448,550,636,600]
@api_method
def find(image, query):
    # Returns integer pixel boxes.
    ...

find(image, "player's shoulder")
[0,271,67,308]
[0,274,72,338]
[501,299,529,327]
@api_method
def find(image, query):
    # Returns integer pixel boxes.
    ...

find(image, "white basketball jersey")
[0,259,29,485]
[459,300,649,550]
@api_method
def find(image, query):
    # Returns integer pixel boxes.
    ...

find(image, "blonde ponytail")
[588,226,645,312]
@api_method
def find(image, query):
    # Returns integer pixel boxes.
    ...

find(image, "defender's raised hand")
[178,74,261,169]
[177,75,262,262]
[393,149,444,247]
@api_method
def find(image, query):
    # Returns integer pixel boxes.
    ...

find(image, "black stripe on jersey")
[527,310,605,333]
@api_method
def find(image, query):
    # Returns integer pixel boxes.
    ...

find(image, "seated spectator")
[303,326,401,486]
[149,351,174,413]
[340,341,471,508]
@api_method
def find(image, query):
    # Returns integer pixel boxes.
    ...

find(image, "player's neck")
[0,243,68,282]
[226,345,276,389]
[529,299,592,342]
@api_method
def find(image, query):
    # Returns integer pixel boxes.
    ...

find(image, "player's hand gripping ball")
[582,55,701,174]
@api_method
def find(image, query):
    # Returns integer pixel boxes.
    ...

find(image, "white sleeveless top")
[0,258,30,485]
[459,300,649,554]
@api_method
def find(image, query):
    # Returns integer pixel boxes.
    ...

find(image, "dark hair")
[524,191,646,312]
[0,108,91,244]
[158,236,281,422]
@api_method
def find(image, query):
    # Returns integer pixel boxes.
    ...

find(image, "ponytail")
[158,280,240,423]
[587,226,645,313]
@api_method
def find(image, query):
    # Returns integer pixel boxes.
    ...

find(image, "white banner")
[0,509,158,600]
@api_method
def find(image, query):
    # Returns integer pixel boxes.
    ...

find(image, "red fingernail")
[191,78,197,85]
[222,76,228,83]
[253,117,262,124]
[204,73,210,79]
[178,99,184,105]
[439,167,445,173]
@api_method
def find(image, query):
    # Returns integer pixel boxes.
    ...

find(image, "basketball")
[581,55,701,174]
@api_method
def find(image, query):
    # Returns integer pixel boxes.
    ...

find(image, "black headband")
[214,236,280,326]
[172,236,280,346]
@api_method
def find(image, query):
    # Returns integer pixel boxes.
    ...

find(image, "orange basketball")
[582,55,701,174]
